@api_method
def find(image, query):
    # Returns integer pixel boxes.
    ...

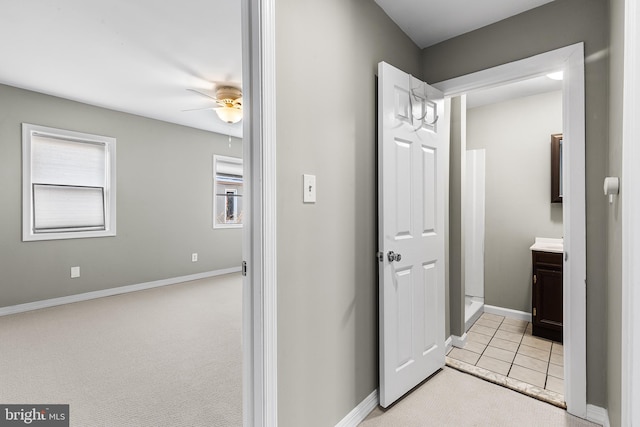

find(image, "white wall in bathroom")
[467,90,563,312]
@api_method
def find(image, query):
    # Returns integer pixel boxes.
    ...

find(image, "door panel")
[394,87,412,124]
[422,146,436,234]
[394,138,413,238]
[395,267,414,369]
[536,268,563,328]
[423,262,438,352]
[378,61,449,407]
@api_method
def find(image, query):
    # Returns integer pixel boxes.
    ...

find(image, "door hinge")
[242,261,247,276]
[533,274,537,284]
[533,307,537,317]
[377,252,384,262]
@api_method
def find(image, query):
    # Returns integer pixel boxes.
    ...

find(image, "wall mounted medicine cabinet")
[551,133,563,203]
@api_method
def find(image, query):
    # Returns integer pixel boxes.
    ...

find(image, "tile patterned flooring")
[446,312,565,407]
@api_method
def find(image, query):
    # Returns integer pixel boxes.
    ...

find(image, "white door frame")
[241,0,278,425]
[434,43,587,418]
[621,0,640,424]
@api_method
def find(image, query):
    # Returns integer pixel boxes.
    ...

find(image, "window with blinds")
[22,124,116,241]
[213,155,243,229]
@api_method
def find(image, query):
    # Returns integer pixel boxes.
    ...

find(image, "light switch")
[71,266,80,278]
[303,174,316,203]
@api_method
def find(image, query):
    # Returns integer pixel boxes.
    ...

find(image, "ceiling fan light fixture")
[185,85,243,124]
[215,106,243,124]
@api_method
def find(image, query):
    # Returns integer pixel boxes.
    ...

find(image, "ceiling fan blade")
[181,106,220,112]
[187,88,219,101]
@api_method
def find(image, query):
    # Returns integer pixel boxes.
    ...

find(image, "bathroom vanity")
[530,238,563,343]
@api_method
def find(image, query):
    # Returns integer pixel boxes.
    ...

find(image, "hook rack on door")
[408,74,439,131]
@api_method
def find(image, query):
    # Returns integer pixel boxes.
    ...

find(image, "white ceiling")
[0,0,243,138]
[374,0,555,48]
[0,1,558,139]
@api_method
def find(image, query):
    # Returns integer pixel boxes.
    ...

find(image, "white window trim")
[22,123,116,241]
[213,154,243,229]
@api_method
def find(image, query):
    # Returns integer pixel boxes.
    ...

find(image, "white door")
[378,61,449,407]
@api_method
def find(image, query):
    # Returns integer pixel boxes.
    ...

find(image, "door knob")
[387,251,402,262]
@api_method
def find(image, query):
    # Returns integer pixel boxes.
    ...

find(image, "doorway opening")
[449,75,566,407]
[0,2,249,425]
[462,74,563,331]
[435,43,587,418]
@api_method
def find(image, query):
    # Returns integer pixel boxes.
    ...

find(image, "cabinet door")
[534,267,563,331]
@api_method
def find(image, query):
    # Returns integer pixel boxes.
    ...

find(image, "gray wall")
[422,0,609,407]
[274,0,421,425]
[467,91,563,313]
[607,0,623,425]
[449,96,466,337]
[0,84,242,308]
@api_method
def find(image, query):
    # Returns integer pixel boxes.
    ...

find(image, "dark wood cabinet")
[532,250,563,342]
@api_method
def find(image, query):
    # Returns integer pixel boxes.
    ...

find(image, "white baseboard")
[449,333,468,349]
[335,389,378,427]
[586,404,610,427]
[0,267,242,317]
[484,304,532,322]
[465,301,484,332]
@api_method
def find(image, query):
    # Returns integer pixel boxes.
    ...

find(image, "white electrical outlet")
[71,266,80,278]
[192,253,198,262]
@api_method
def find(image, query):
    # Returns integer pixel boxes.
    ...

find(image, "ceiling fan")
[185,85,243,124]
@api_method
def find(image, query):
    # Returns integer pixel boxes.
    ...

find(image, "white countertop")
[530,237,564,253]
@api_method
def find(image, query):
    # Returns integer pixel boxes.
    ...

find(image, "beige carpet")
[360,367,601,427]
[0,273,242,427]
